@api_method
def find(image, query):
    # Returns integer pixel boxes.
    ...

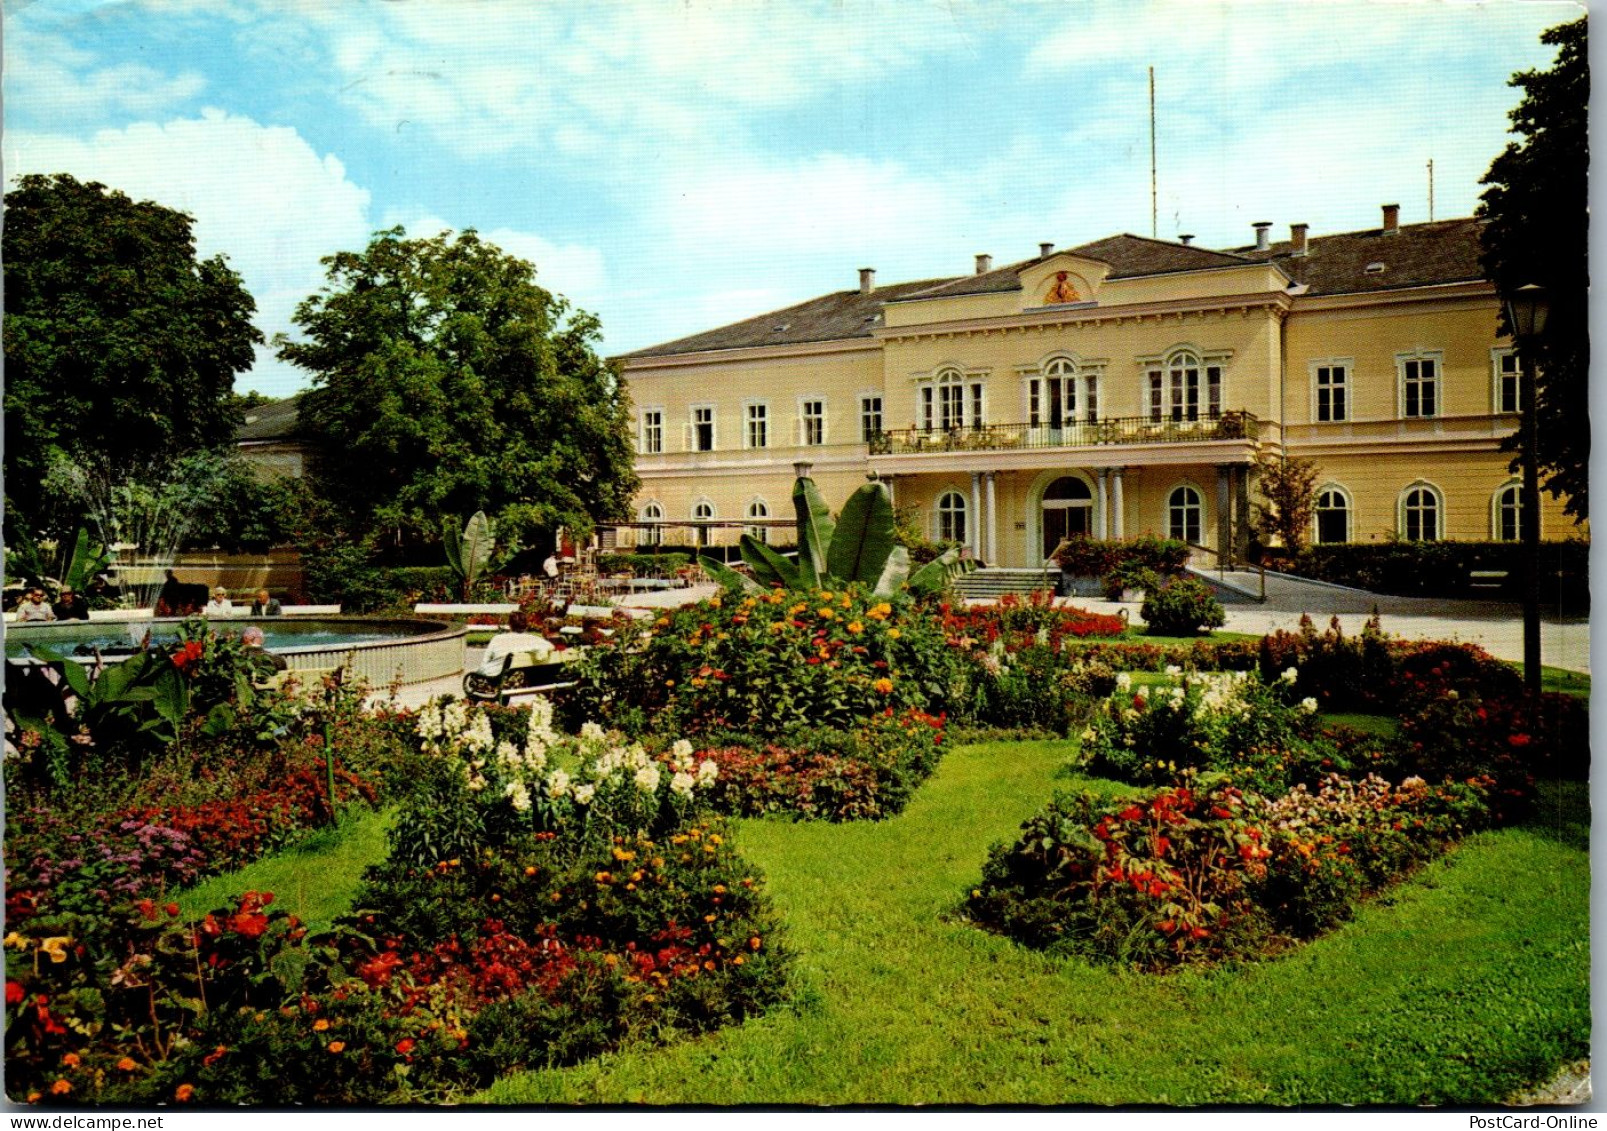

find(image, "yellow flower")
[817,607,835,619]
[3,932,27,949]
[707,596,721,607]
[886,628,901,640]
[769,622,786,634]
[39,936,71,964]
[847,622,864,634]
[818,590,834,600]
[873,678,895,694]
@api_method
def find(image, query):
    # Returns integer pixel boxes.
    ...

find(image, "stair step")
[952,568,1058,599]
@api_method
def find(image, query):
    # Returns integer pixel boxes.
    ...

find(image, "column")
[1215,466,1232,560]
[970,472,983,559]
[1233,465,1250,566]
[977,472,989,565]
[1096,469,1110,539]
[1112,468,1126,539]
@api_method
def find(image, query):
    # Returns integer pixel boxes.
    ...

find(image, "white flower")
[546,769,572,799]
[467,774,487,792]
[573,783,596,805]
[634,763,662,794]
[1164,664,1182,676]
[504,779,532,811]
[1115,672,1132,691]
[671,738,694,767]
[1281,667,1299,684]
[1135,684,1149,699]
[1080,727,1097,743]
[670,771,696,797]
[496,740,522,767]
[697,759,719,785]
[1300,697,1319,714]
[580,721,607,742]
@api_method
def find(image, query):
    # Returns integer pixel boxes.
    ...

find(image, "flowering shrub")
[1058,638,1261,673]
[938,592,1126,651]
[564,586,970,736]
[695,708,946,821]
[1139,577,1226,636]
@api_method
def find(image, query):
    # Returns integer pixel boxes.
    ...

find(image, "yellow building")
[616,206,1569,567]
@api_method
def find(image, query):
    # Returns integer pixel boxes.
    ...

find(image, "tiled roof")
[620,219,1487,359]
[1229,217,1486,295]
[616,277,956,360]
[236,394,304,442]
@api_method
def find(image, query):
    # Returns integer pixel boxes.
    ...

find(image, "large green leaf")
[62,527,112,593]
[870,544,912,598]
[738,533,801,589]
[792,477,835,588]
[698,555,760,594]
[826,481,897,586]
[908,546,977,597]
[459,511,495,587]
[442,515,464,578]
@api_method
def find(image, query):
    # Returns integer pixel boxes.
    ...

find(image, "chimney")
[858,267,875,293]
[1290,223,1309,257]
[1039,241,1054,258]
[1178,233,1194,246]
[1382,203,1400,234]
[975,253,992,275]
[1253,222,1272,252]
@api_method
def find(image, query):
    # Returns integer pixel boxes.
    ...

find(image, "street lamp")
[1504,283,1549,704]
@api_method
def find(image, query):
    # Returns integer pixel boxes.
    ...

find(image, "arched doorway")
[1042,476,1094,558]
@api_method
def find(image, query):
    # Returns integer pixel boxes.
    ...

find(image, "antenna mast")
[1149,66,1158,239]
[1427,158,1435,221]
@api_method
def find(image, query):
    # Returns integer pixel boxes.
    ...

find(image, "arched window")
[919,368,985,432]
[1401,484,1441,542]
[1147,348,1223,423]
[1494,482,1523,542]
[1041,475,1094,557]
[936,490,968,545]
[641,502,664,546]
[1167,485,1204,545]
[1314,486,1351,545]
[747,499,770,543]
[693,500,716,548]
[1030,357,1098,429]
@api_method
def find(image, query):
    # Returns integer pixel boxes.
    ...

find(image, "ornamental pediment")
[1018,254,1112,310]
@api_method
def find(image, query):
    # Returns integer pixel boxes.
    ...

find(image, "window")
[692,406,715,451]
[801,399,826,445]
[919,369,985,431]
[1401,484,1441,541]
[640,410,663,454]
[1399,353,1440,418]
[640,502,664,545]
[1028,357,1098,428]
[693,500,715,547]
[1494,349,1520,414]
[1494,481,1523,542]
[1166,485,1203,544]
[1314,486,1350,544]
[745,403,768,449]
[938,372,964,430]
[860,395,883,443]
[1314,363,1349,423]
[936,490,967,544]
[1147,350,1222,423]
[747,499,770,543]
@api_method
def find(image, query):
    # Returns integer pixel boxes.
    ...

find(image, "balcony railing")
[868,411,1259,456]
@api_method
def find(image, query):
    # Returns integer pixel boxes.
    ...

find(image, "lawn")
[173,738,1587,1106]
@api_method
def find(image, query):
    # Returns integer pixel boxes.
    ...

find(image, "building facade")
[617,207,1568,567]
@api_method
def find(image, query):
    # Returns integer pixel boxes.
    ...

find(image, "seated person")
[52,586,91,621]
[203,587,234,617]
[250,588,283,616]
[16,587,55,622]
[475,610,555,678]
[240,625,288,673]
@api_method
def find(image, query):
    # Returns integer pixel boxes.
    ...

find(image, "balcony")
[868,411,1259,456]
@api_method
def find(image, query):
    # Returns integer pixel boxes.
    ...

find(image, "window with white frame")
[800,398,826,445]
[918,368,985,431]
[1028,357,1099,428]
[747,499,770,543]
[1400,483,1441,541]
[1166,485,1204,544]
[640,502,664,545]
[860,395,883,442]
[1314,486,1350,544]
[1494,481,1523,542]
[640,409,664,454]
[693,500,715,547]
[745,402,769,449]
[1146,349,1223,423]
[691,405,716,451]
[1398,352,1441,418]
[936,490,967,544]
[1313,362,1350,423]
[1493,348,1520,414]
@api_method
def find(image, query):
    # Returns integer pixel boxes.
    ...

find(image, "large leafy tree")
[277,227,638,550]
[3,173,263,537]
[1478,16,1589,521]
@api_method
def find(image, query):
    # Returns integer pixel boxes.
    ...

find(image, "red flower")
[395,1038,415,1056]
[5,981,24,1005]
[1118,806,1144,822]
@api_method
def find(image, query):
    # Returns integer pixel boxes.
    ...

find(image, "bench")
[1469,569,1510,591]
[462,648,581,705]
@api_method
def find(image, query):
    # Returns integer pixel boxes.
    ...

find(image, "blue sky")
[5,0,1579,398]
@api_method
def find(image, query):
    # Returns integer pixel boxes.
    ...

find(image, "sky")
[4,0,1582,399]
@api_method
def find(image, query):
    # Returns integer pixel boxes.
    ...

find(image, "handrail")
[869,411,1258,456]
[1185,541,1266,603]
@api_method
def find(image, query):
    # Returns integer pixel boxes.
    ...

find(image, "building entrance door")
[1042,476,1094,558]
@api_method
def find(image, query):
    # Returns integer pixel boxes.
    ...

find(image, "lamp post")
[1504,283,1549,705]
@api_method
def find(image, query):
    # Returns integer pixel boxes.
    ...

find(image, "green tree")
[276,227,638,549]
[3,174,263,538]
[1251,452,1320,552]
[1478,16,1589,521]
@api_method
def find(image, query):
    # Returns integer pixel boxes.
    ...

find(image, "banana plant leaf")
[738,533,801,589]
[907,546,977,597]
[792,477,835,588]
[826,481,897,587]
[699,554,760,593]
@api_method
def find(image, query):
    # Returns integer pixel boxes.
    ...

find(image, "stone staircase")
[952,567,1058,600]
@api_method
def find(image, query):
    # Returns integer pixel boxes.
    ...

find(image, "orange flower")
[327,1041,346,1054]
[175,1083,195,1102]
[872,678,894,694]
[61,1052,80,1068]
[116,1057,138,1072]
[50,1079,72,1095]
[313,1018,330,1032]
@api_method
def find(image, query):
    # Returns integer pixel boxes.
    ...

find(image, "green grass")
[175,807,395,926]
[1119,629,1260,645]
[474,741,1588,1106]
[1537,665,1591,699]
[1321,712,1401,738]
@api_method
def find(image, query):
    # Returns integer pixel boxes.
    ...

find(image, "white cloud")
[5,110,374,398]
[5,24,207,122]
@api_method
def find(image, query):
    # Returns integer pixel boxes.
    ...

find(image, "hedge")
[1261,540,1588,608]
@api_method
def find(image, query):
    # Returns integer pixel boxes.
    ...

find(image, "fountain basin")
[6,617,467,687]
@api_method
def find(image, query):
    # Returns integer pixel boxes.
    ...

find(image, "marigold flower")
[116,1057,138,1072]
[886,628,901,640]
[175,1083,195,1101]
[313,1018,330,1032]
[396,1038,415,1056]
[873,678,894,694]
[327,1041,346,1054]
[50,1079,72,1096]
[61,1052,80,1068]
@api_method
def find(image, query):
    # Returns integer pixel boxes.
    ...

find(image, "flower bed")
[4,699,787,1105]
[937,591,1126,651]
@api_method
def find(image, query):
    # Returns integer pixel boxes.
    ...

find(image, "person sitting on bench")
[475,610,554,679]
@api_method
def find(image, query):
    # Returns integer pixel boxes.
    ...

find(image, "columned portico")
[970,472,983,558]
[1096,469,1110,539]
[985,472,998,564]
[1111,468,1126,538]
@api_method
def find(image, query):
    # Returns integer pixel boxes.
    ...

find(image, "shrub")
[1053,535,1189,579]
[1140,578,1225,636]
[1261,539,1589,610]
[595,553,691,576]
